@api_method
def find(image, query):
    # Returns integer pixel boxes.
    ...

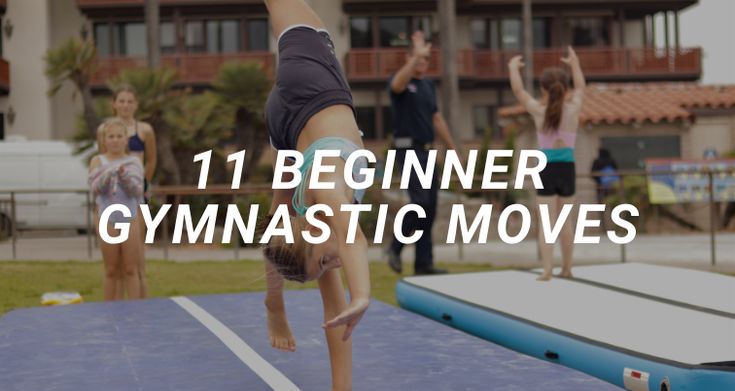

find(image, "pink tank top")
[537,130,577,150]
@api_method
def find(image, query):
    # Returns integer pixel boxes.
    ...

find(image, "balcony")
[77,0,265,17]
[345,47,702,84]
[0,58,9,93]
[91,52,275,87]
[78,0,260,6]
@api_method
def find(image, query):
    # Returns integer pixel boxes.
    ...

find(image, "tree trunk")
[145,0,161,69]
[237,109,267,183]
[80,84,100,139]
[438,0,460,141]
[153,120,181,186]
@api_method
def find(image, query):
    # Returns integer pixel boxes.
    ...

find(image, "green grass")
[0,260,495,316]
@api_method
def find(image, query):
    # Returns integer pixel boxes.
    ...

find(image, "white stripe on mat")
[171,296,300,391]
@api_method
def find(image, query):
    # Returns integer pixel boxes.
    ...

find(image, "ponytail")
[539,67,570,133]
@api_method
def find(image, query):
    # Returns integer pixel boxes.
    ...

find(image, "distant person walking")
[591,148,620,203]
[509,47,586,281]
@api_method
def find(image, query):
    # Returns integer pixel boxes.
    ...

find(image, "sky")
[675,0,735,84]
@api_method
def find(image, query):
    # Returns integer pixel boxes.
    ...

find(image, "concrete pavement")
[2,232,734,273]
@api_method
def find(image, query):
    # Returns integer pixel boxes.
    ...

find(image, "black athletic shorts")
[265,25,355,150]
[537,162,576,197]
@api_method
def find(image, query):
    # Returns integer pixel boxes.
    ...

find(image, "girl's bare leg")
[558,196,575,278]
[264,0,325,39]
[264,156,297,351]
[138,217,148,298]
[537,195,557,281]
[99,235,122,301]
[115,279,125,299]
[120,216,142,299]
[318,268,351,391]
[265,261,296,351]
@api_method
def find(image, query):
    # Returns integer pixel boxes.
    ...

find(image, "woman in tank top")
[97,84,156,298]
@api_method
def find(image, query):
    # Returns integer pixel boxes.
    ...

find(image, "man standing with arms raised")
[386,31,459,275]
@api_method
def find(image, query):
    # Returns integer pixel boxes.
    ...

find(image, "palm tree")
[45,38,100,139]
[163,92,233,185]
[212,62,271,183]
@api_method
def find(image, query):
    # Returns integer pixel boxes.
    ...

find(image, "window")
[94,23,111,57]
[601,136,681,170]
[248,19,269,51]
[413,16,432,41]
[500,18,521,50]
[185,21,205,52]
[474,17,547,50]
[533,18,551,49]
[379,17,410,47]
[471,19,499,50]
[350,17,373,48]
[471,19,488,49]
[207,19,240,53]
[117,22,147,56]
[567,17,610,47]
[473,106,498,139]
[160,22,176,54]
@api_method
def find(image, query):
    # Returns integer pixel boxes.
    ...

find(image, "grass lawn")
[0,260,495,316]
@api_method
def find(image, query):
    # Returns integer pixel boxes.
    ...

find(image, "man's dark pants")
[389,148,438,271]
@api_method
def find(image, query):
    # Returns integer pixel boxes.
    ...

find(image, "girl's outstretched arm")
[508,55,536,109]
[318,268,352,391]
[315,188,370,342]
[561,46,586,97]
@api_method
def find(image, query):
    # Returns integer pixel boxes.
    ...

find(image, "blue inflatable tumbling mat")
[397,263,735,391]
[0,290,619,390]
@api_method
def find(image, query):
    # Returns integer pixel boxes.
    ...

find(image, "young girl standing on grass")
[89,119,145,300]
[509,47,586,281]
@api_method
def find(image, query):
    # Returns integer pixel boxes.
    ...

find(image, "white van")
[0,139,90,232]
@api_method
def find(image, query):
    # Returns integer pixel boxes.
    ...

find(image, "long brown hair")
[540,67,570,132]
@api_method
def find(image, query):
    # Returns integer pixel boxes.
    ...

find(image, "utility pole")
[522,0,533,88]
[145,0,160,68]
[439,0,460,141]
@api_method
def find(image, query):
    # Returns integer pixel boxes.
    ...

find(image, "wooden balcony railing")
[91,52,275,87]
[346,47,702,82]
[78,0,259,6]
[0,58,9,93]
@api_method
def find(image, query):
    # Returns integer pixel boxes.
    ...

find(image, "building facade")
[0,0,702,145]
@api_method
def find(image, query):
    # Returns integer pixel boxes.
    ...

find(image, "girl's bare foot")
[266,306,296,352]
[559,270,573,279]
[536,273,552,281]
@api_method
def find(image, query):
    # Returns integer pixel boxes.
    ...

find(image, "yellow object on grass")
[41,292,83,306]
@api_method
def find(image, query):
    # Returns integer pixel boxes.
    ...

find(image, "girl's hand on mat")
[508,55,525,70]
[323,297,370,341]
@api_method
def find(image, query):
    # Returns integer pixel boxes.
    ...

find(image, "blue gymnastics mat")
[397,263,735,391]
[0,290,619,391]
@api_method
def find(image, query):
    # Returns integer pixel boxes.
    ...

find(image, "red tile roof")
[499,83,735,126]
